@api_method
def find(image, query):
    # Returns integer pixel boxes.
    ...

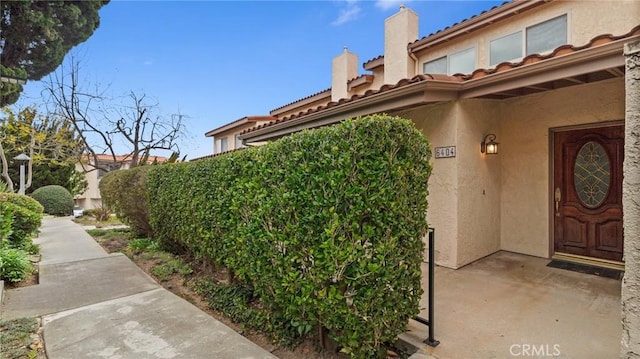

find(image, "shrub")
[0,202,41,250]
[0,192,44,214]
[147,114,431,357]
[127,238,160,254]
[100,166,152,237]
[30,185,74,216]
[83,205,112,221]
[0,248,33,283]
[0,201,13,243]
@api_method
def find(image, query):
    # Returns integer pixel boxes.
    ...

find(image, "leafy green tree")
[0,0,110,105]
[0,107,84,193]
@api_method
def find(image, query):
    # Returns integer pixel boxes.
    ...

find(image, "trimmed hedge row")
[146,115,432,357]
[100,166,152,237]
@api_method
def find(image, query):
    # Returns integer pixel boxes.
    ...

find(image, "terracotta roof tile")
[269,87,331,113]
[362,55,384,70]
[89,153,169,164]
[205,116,277,136]
[240,24,639,138]
[409,1,512,47]
[462,24,640,80]
[240,74,462,136]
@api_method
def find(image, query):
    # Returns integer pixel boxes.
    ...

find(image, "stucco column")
[622,39,640,359]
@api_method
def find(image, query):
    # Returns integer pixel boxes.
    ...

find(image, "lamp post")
[13,153,30,195]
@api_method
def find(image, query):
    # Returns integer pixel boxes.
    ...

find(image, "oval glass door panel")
[574,141,611,208]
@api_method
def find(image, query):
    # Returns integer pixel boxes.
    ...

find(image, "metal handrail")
[414,227,439,347]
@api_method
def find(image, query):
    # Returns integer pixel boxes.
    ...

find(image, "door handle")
[555,187,561,217]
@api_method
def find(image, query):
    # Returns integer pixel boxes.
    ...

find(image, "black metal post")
[424,228,439,347]
[413,228,439,347]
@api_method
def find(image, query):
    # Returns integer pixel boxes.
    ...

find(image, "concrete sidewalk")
[1,217,277,359]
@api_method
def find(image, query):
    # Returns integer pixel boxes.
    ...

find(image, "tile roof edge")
[241,23,640,138]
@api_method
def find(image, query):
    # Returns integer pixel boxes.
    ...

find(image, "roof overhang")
[459,36,633,99]
[409,0,548,54]
[205,116,276,137]
[240,81,460,142]
[242,34,637,143]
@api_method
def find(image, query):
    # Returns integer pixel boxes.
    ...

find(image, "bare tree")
[0,135,14,191]
[43,54,188,173]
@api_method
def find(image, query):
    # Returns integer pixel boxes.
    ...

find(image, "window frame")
[487,13,568,67]
[422,46,477,76]
[234,134,243,150]
[489,30,524,66]
[525,14,568,56]
[220,137,228,153]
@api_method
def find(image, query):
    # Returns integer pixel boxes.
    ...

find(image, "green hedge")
[30,185,74,216]
[147,115,432,357]
[0,197,42,248]
[0,202,13,243]
[0,193,44,215]
[99,166,152,237]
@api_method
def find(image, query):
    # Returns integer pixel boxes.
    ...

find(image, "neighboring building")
[211,1,639,270]
[205,116,275,155]
[75,154,167,210]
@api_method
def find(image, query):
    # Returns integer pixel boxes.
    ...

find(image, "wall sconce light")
[481,134,499,155]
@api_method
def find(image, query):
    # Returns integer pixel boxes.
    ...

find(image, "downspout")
[409,50,420,76]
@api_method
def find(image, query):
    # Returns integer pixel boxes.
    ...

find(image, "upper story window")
[423,56,447,74]
[220,137,228,152]
[423,47,476,75]
[489,14,567,66]
[97,162,121,179]
[490,31,522,66]
[526,14,567,55]
[215,137,229,154]
[234,134,243,150]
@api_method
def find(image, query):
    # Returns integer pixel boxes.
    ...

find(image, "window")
[449,48,476,75]
[526,15,567,55]
[490,31,522,65]
[488,14,567,67]
[97,162,121,179]
[423,47,476,75]
[423,57,447,74]
[235,134,243,149]
[220,137,228,152]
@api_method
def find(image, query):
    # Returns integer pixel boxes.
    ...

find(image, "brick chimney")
[384,5,419,85]
[331,46,358,102]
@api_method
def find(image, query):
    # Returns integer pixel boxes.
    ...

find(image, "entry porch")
[402,251,621,358]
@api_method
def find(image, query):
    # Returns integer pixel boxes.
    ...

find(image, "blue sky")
[14,0,504,160]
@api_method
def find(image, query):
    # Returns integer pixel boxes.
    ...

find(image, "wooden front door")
[553,125,624,262]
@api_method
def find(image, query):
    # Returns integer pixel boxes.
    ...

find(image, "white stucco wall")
[415,0,640,73]
[397,100,501,268]
[332,50,358,102]
[455,100,502,267]
[499,77,626,258]
[400,102,459,268]
[384,7,418,84]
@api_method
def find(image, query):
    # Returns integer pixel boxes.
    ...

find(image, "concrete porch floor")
[402,251,621,359]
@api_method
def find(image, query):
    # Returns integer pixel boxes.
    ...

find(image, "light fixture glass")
[481,134,499,155]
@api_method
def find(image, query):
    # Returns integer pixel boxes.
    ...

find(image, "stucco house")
[203,0,639,272]
[205,116,275,155]
[75,153,167,210]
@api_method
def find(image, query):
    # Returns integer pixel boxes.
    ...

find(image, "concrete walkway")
[1,217,277,359]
